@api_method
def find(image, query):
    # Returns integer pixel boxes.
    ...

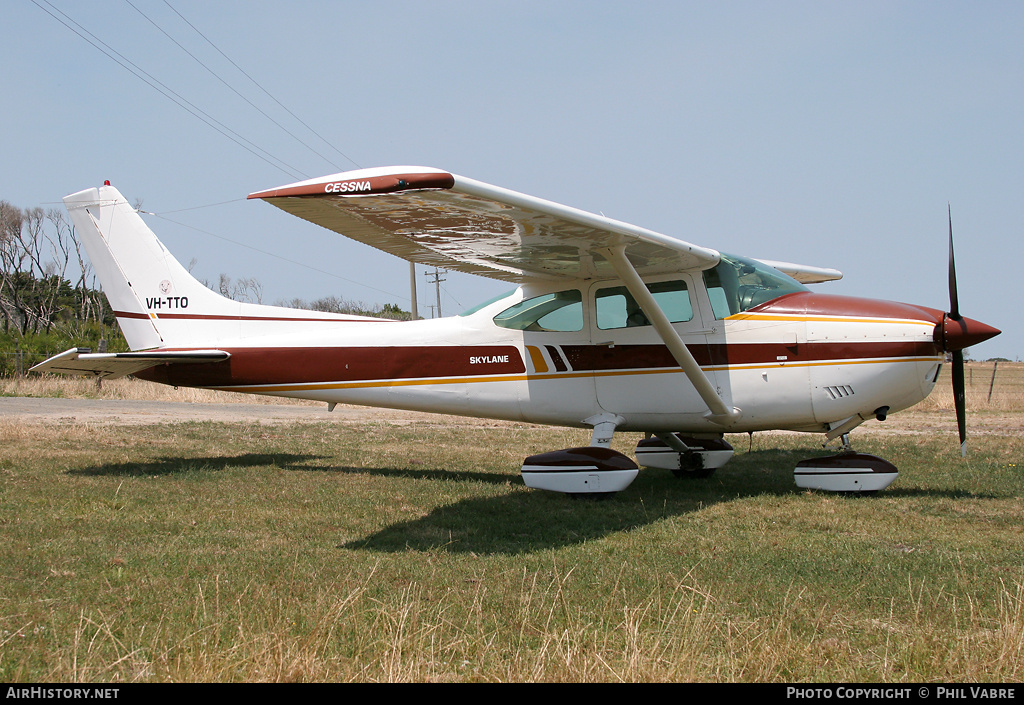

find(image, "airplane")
[33,166,1000,495]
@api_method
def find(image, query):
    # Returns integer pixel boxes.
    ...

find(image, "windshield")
[703,253,807,319]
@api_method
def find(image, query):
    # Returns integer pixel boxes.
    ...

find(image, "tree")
[0,200,23,333]
[0,200,112,337]
[276,295,413,320]
[217,273,264,304]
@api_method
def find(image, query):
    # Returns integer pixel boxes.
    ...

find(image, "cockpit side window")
[703,253,807,319]
[596,280,693,330]
[493,290,584,332]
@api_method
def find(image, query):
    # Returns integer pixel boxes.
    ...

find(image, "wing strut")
[598,245,739,426]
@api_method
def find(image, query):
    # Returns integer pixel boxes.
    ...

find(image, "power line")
[125,0,352,173]
[154,198,245,215]
[162,0,361,171]
[147,211,409,302]
[31,2,398,307]
[32,0,307,181]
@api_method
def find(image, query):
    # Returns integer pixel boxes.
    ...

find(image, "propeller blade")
[948,204,960,321]
[947,205,967,456]
[952,349,967,457]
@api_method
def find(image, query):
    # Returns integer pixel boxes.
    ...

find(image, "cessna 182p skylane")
[34,166,999,495]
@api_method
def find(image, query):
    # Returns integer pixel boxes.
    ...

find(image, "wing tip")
[248,167,455,200]
[756,259,843,284]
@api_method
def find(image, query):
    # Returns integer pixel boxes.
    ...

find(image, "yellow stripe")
[212,356,942,394]
[526,345,549,373]
[217,372,531,394]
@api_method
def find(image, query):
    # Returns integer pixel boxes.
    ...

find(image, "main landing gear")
[518,417,898,497]
[634,434,734,479]
[519,415,735,496]
[520,414,639,496]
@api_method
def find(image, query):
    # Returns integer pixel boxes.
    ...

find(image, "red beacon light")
[104,180,110,186]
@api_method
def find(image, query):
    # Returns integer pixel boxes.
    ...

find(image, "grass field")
[0,365,1021,682]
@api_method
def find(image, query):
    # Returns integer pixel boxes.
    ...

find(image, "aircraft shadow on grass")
[65,452,328,477]
[330,449,813,555]
[64,448,988,555]
[331,448,994,555]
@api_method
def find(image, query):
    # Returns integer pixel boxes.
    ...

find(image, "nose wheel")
[797,429,898,493]
[795,450,898,494]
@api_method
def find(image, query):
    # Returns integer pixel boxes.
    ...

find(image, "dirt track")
[0,397,518,428]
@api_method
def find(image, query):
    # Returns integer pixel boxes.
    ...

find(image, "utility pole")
[409,262,418,319]
[426,269,446,318]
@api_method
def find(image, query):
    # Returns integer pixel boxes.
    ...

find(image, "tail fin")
[64,184,246,350]
[65,183,391,351]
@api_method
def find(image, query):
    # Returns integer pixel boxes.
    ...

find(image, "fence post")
[96,338,107,391]
[987,361,998,403]
[15,347,23,378]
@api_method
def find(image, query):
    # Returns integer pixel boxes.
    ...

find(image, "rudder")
[64,184,245,350]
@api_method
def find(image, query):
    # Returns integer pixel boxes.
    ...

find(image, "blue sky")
[5,1,1020,360]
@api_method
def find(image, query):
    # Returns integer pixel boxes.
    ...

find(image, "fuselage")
[55,180,999,446]
[135,280,949,436]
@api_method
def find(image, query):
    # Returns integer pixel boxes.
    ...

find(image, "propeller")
[947,206,967,457]
[939,207,1001,457]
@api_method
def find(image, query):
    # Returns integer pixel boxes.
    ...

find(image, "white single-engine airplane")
[35,167,999,495]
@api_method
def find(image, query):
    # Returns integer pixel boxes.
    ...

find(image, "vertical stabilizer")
[63,184,243,350]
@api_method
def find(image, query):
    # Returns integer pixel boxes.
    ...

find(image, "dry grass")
[0,375,319,406]
[43,570,726,682]
[14,557,1024,682]
[2,364,1022,682]
[916,361,1024,413]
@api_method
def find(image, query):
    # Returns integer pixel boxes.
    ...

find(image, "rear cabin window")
[493,290,584,332]
[595,280,693,330]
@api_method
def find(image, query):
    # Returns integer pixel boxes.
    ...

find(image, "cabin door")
[582,274,723,417]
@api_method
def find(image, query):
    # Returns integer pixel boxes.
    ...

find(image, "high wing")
[31,348,230,380]
[249,166,842,427]
[248,166,722,282]
[755,259,842,284]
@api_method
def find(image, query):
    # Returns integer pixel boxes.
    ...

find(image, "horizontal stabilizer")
[31,348,230,380]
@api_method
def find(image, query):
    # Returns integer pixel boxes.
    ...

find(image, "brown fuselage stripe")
[561,340,938,370]
[545,345,568,372]
[136,345,525,387]
[133,340,940,389]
